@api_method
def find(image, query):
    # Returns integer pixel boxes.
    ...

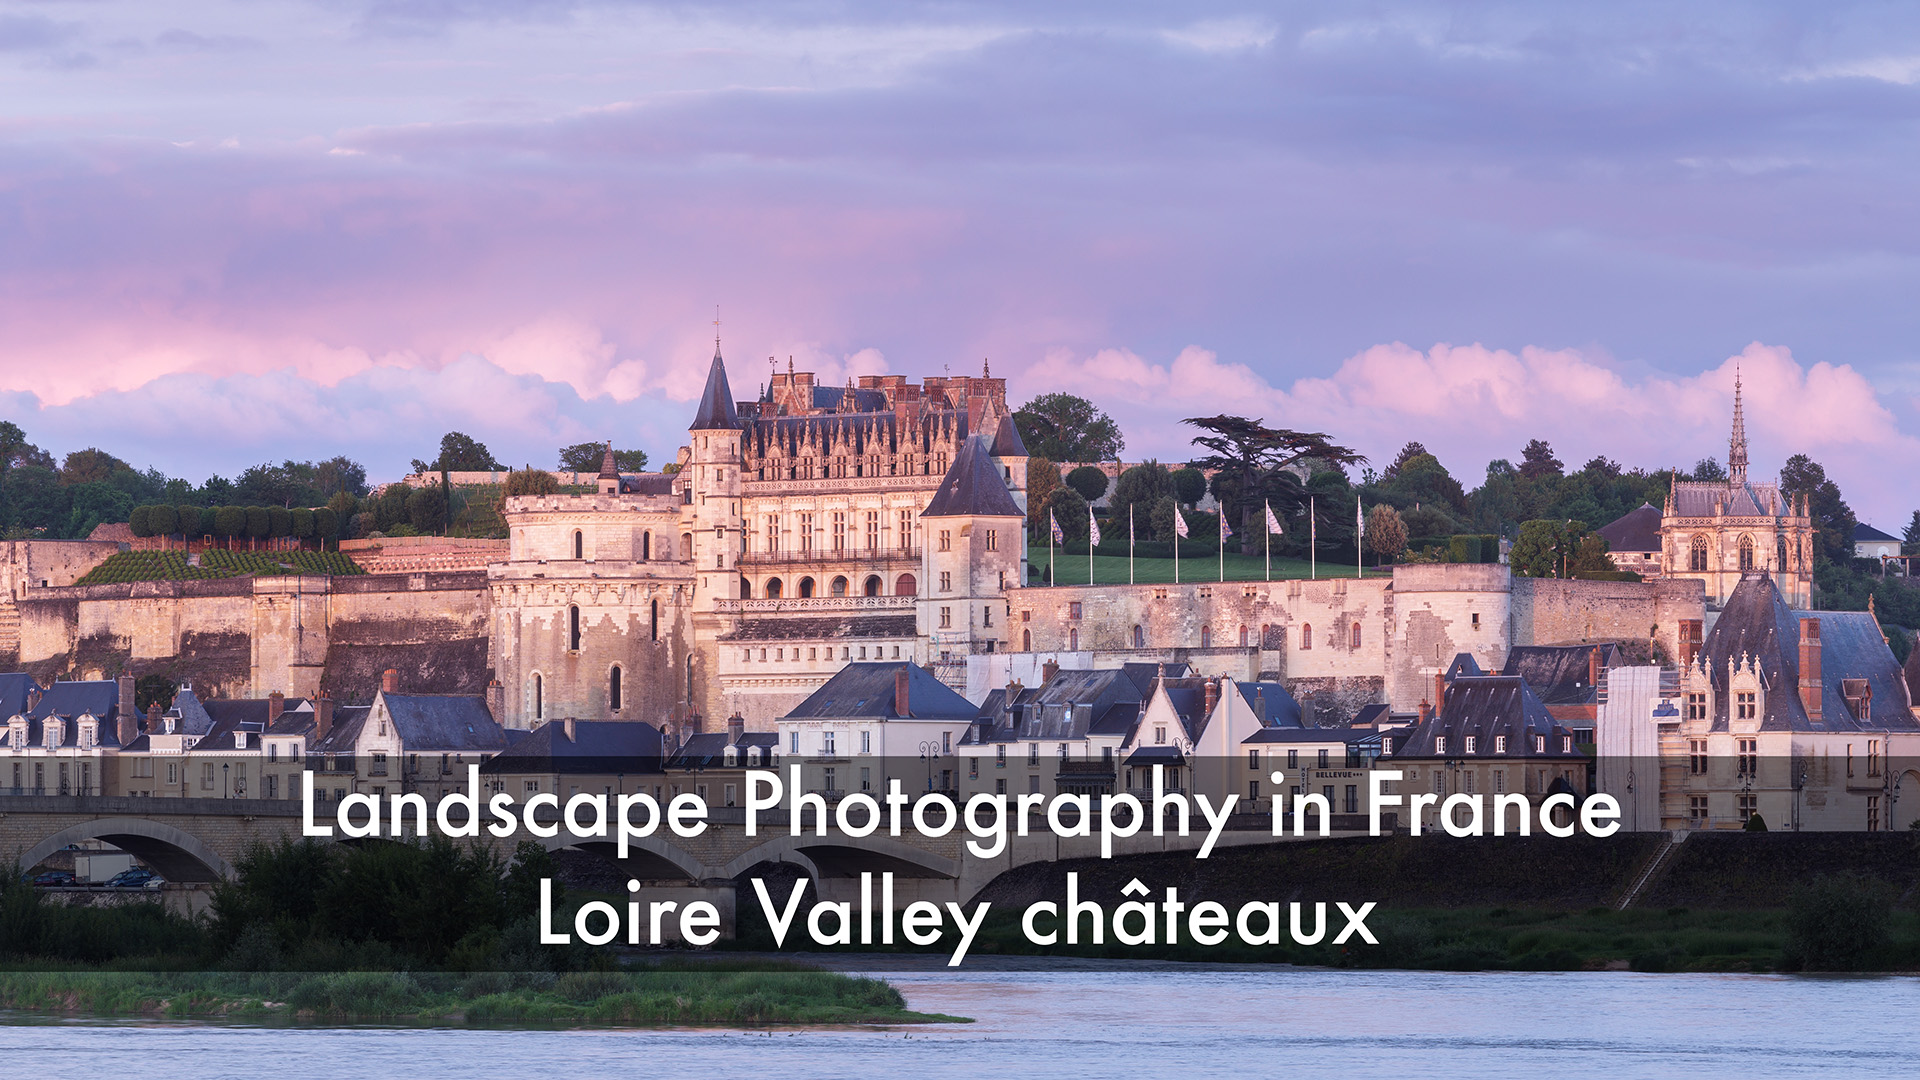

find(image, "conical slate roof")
[922,436,1024,518]
[689,346,739,430]
[597,442,620,480]
[990,412,1029,458]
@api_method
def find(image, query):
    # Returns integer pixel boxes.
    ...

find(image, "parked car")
[105,868,162,889]
[28,870,76,887]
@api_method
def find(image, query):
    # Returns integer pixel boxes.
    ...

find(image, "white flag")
[1356,498,1365,538]
[1088,506,1101,547]
[1173,507,1189,539]
[1265,501,1283,535]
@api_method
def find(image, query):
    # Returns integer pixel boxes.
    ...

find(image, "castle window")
[941,606,952,628]
[866,510,880,550]
[864,575,882,596]
[766,515,780,553]
[899,510,914,550]
[896,573,917,596]
[1351,623,1362,649]
[1689,739,1707,774]
[940,571,952,592]
[642,531,651,560]
[831,512,846,551]
[681,533,691,559]
[986,529,997,552]
[1200,625,1211,648]
[1738,535,1754,571]
[939,529,952,552]
[1736,691,1755,720]
[569,605,582,651]
[1069,627,1079,650]
[1689,535,1708,572]
[1685,693,1705,720]
[740,577,752,599]
[800,514,814,552]
[1023,629,1032,650]
[573,531,583,560]
[532,673,543,720]
[1300,624,1312,650]
[1239,625,1248,647]
[1737,737,1757,775]
[609,666,623,712]
[799,577,815,598]
[650,599,659,641]
[1134,625,1145,648]
[766,577,783,598]
[983,606,993,627]
[830,575,849,597]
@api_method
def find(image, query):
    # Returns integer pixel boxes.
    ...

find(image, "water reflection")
[7,969,1918,1080]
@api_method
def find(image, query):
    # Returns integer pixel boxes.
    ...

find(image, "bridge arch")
[19,818,235,883]
[720,834,956,881]
[534,832,711,883]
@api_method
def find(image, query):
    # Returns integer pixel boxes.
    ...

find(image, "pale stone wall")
[0,541,123,599]
[1510,575,1704,663]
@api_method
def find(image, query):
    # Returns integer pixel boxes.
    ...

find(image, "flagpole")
[1264,499,1271,582]
[1357,497,1364,580]
[1310,495,1316,580]
[1088,509,1095,587]
[1174,513,1180,585]
[1129,504,1135,585]
[1218,509,1225,583]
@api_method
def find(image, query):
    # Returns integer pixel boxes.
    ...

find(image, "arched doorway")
[766,577,783,598]
[895,573,917,596]
[799,577,816,598]
[740,576,752,599]
[830,576,849,597]
[864,575,882,596]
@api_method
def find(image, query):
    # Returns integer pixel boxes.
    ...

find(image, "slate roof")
[689,347,740,430]
[1232,680,1305,728]
[1694,572,1917,733]
[990,413,1028,458]
[598,444,620,480]
[665,730,779,770]
[28,681,122,724]
[166,686,216,737]
[381,692,510,751]
[921,436,1023,519]
[203,697,311,730]
[624,474,677,496]
[1122,662,1189,696]
[1670,478,1790,518]
[0,674,42,720]
[1905,639,1920,708]
[1396,674,1584,759]
[311,707,372,756]
[480,719,667,775]
[785,662,978,720]
[1243,726,1368,744]
[1598,502,1663,553]
[1854,522,1899,543]
[1501,644,1619,706]
[718,615,918,642]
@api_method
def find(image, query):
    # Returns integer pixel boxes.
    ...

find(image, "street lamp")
[919,740,942,793]
[222,762,229,799]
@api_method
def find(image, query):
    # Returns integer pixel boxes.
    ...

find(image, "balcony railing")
[714,595,917,614]
[738,547,922,567]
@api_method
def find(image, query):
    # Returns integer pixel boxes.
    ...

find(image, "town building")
[479,717,665,800]
[1853,522,1902,562]
[776,661,980,800]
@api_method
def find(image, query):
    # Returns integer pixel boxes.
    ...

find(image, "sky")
[1,1,1917,528]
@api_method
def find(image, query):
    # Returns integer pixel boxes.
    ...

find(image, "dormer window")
[1463,736,1476,754]
[235,731,248,750]
[747,746,761,766]
[1494,735,1507,754]
[1435,735,1447,755]
[724,745,738,766]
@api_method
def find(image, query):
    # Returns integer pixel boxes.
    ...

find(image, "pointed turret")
[1728,365,1748,486]
[690,344,739,430]
[597,441,619,480]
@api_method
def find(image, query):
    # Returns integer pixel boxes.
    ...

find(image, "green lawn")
[1030,548,1390,585]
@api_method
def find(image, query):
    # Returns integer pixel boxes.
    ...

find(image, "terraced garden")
[74,550,365,585]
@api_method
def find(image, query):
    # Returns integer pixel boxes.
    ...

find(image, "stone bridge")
[0,796,1273,912]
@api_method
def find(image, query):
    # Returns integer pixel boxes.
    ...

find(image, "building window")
[899,510,914,550]
[1685,692,1706,720]
[1300,624,1312,650]
[939,529,952,552]
[1738,535,1754,571]
[1493,770,1505,794]
[569,605,582,651]
[1735,692,1755,720]
[532,673,543,720]
[799,513,814,552]
[1737,793,1757,822]
[1028,743,1039,765]
[1690,796,1708,825]
[1134,625,1145,648]
[1200,626,1211,648]
[940,571,953,592]
[1248,749,1260,769]
[866,510,880,550]
[983,606,993,627]
[1561,735,1572,753]
[1069,627,1078,650]
[897,573,917,596]
[831,575,849,597]
[1317,748,1330,768]
[1434,736,1446,756]
[1464,736,1477,754]
[940,606,952,628]
[1690,739,1707,775]
[1689,535,1709,572]
[861,730,871,754]
[1494,735,1507,754]
[865,575,882,596]
[1023,629,1032,650]
[1737,738,1757,776]
[766,515,780,553]
[1345,785,1359,813]
[1868,795,1881,831]
[832,512,847,551]
[1286,749,1298,768]
[609,666,623,712]
[823,731,836,756]
[986,529,997,551]
[1350,623,1361,649]
[1868,739,1881,777]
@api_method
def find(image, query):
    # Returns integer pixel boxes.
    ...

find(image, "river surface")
[5,967,1917,1078]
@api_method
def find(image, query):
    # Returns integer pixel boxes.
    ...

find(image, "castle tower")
[919,436,1026,686]
[688,341,744,613]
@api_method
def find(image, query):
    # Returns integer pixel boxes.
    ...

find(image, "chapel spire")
[1728,364,1749,486]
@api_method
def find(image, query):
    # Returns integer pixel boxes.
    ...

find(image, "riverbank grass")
[0,967,967,1025]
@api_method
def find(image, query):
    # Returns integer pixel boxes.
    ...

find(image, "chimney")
[1042,659,1060,684]
[564,716,576,742]
[315,694,334,743]
[895,668,911,717]
[381,668,399,695]
[727,713,746,745]
[117,672,135,722]
[1204,677,1220,717]
[1418,699,1432,725]
[1587,648,1600,694]
[485,679,504,723]
[1799,617,1822,720]
[267,691,284,727]
[1434,671,1447,712]
[146,700,160,731]
[118,699,140,747]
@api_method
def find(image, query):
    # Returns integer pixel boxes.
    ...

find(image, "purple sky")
[1,1,1917,527]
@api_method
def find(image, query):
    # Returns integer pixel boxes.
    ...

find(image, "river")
[5,967,1917,1078]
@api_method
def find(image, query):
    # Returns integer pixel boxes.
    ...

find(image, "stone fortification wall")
[1509,575,1705,663]
[10,572,492,702]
